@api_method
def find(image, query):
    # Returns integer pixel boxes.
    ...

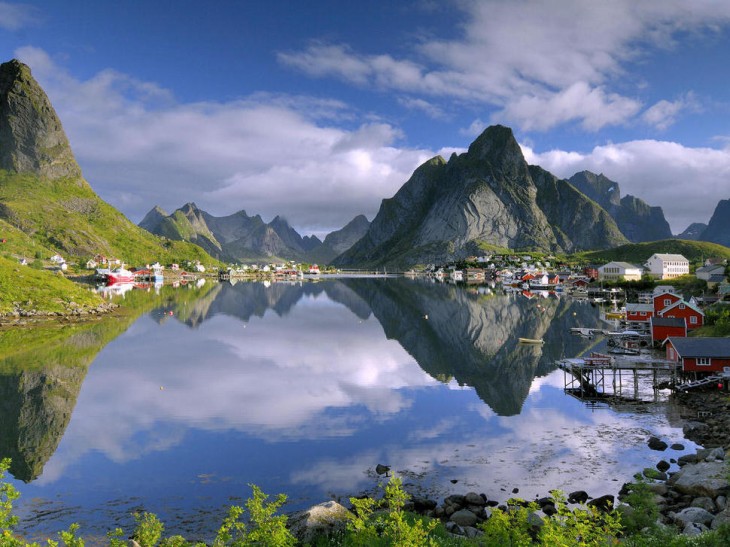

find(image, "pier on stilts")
[557,352,680,404]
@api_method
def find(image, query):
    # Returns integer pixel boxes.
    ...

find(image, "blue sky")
[2,0,730,237]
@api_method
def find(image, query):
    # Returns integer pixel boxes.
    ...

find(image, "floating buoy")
[160,386,164,391]
[424,314,428,320]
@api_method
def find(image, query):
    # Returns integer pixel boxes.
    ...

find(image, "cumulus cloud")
[522,139,730,233]
[15,46,434,236]
[278,1,730,132]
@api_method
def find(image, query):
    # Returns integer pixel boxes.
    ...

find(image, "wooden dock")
[557,352,680,402]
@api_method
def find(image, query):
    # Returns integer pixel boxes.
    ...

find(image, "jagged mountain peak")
[465,125,528,178]
[676,222,708,241]
[180,202,202,214]
[0,59,82,181]
[467,125,521,161]
[139,205,170,232]
[569,171,621,206]
[270,215,291,228]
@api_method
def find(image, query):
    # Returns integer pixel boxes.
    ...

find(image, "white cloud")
[496,82,641,132]
[0,2,37,30]
[522,139,730,233]
[397,97,446,119]
[278,1,730,132]
[642,93,700,131]
[14,46,433,235]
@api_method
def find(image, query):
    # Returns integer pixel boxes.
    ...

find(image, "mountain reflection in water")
[0,278,694,542]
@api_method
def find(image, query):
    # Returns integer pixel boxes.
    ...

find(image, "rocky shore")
[289,389,730,542]
[0,300,119,325]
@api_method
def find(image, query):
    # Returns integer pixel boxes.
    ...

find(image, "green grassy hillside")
[576,239,730,266]
[0,256,103,314]
[0,170,219,267]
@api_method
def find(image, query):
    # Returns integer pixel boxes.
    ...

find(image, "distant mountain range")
[2,57,727,269]
[139,203,370,264]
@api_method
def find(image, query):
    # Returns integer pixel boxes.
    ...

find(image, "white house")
[597,261,643,281]
[696,264,725,281]
[645,253,689,280]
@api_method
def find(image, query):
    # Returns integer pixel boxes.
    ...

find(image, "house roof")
[627,303,654,313]
[659,298,704,317]
[666,337,730,358]
[651,254,689,262]
[601,261,642,270]
[709,274,727,283]
[653,285,677,295]
[651,316,686,328]
[697,265,726,274]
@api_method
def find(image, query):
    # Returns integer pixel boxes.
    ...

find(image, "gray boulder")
[450,509,478,527]
[287,500,350,543]
[668,461,730,498]
[683,522,709,537]
[672,507,715,528]
[690,497,716,512]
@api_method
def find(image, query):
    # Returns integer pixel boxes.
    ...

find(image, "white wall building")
[597,261,643,281]
[645,253,689,280]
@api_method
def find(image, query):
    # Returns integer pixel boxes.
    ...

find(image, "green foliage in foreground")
[5,458,730,546]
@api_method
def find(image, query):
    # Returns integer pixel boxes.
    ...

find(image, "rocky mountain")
[568,171,672,243]
[675,222,707,240]
[323,214,370,254]
[700,199,730,247]
[0,60,80,181]
[335,125,628,268]
[0,59,212,264]
[140,204,366,263]
[307,214,370,264]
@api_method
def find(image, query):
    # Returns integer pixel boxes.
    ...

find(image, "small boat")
[519,337,544,344]
[105,267,135,284]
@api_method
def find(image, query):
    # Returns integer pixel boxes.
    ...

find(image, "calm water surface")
[0,278,695,542]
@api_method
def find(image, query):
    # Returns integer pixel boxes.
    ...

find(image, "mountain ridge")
[138,202,369,263]
[335,125,631,268]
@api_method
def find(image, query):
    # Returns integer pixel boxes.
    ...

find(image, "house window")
[664,298,671,306]
[697,357,711,366]
[679,303,685,309]
[690,316,698,324]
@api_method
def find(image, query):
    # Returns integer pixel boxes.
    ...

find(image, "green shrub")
[346,476,438,546]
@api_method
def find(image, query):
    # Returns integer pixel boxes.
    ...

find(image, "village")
[15,246,730,389]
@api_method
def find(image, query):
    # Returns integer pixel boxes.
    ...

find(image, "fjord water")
[1,278,693,541]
